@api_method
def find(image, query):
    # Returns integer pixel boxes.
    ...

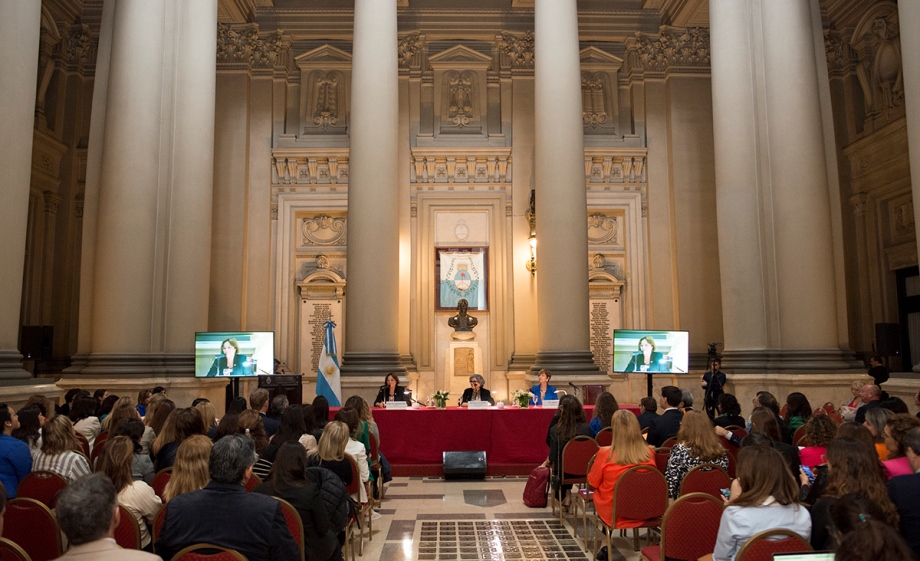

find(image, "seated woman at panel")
[546,397,591,512]
[97,436,162,550]
[32,414,91,483]
[713,445,811,561]
[111,418,155,484]
[589,392,619,438]
[307,421,354,489]
[163,435,212,502]
[254,442,339,561]
[623,336,668,373]
[587,410,657,561]
[205,337,250,377]
[530,369,558,406]
[712,393,745,429]
[717,407,800,475]
[665,410,729,499]
[459,374,495,406]
[373,373,412,407]
[799,414,837,470]
[882,413,920,478]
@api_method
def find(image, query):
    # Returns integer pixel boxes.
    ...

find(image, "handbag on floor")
[523,465,550,507]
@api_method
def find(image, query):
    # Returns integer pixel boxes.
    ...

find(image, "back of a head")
[270,394,289,417]
[56,473,118,545]
[165,435,213,502]
[41,414,77,455]
[755,391,779,414]
[904,427,920,458]
[302,404,318,434]
[864,407,894,441]
[835,519,915,561]
[195,401,217,431]
[661,386,683,408]
[677,410,723,461]
[879,397,909,415]
[210,433,257,485]
[312,396,330,423]
[69,395,98,422]
[825,437,888,499]
[717,393,741,417]
[174,407,205,442]
[804,414,837,447]
[592,392,619,425]
[249,388,270,411]
[334,407,360,435]
[317,421,349,461]
[112,417,146,451]
[885,414,920,458]
[749,407,782,441]
[607,409,649,465]
[680,389,694,408]
[639,396,657,413]
[98,436,135,493]
[835,421,876,451]
[272,442,309,488]
[273,405,307,446]
[227,396,248,415]
[784,392,812,420]
[732,445,798,507]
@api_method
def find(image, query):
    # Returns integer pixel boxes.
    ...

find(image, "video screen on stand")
[194,332,274,378]
[612,330,689,374]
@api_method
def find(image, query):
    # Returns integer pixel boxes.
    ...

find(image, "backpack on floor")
[523,465,550,507]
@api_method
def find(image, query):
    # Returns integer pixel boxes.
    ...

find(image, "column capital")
[849,192,869,215]
[624,25,710,77]
[217,23,292,72]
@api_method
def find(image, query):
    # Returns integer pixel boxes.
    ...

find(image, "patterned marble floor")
[354,476,645,561]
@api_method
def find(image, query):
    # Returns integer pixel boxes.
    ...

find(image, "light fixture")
[526,190,536,276]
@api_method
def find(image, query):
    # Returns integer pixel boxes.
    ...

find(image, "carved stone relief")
[587,213,618,245]
[891,199,914,238]
[295,45,352,137]
[217,24,290,69]
[582,73,608,128]
[851,3,903,123]
[497,31,534,71]
[301,215,347,246]
[626,26,710,74]
[398,31,425,68]
[446,70,475,128]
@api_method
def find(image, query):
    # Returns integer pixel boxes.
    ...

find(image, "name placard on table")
[385,401,408,410]
[467,401,491,409]
[541,400,560,409]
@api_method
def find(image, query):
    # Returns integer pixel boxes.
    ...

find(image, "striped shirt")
[32,450,91,482]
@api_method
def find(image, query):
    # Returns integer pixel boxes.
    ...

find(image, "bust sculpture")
[448,299,478,340]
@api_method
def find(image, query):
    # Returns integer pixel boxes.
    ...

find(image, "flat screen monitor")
[612,330,689,374]
[194,331,274,378]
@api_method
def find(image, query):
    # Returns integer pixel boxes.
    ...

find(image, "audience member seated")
[544,397,591,513]
[303,405,322,445]
[835,421,877,451]
[459,374,495,406]
[269,395,289,425]
[155,434,299,561]
[111,418,155,484]
[879,396,909,415]
[69,395,102,450]
[529,369,558,406]
[333,408,370,502]
[214,412,241,442]
[12,405,43,453]
[239,410,271,479]
[831,493,914,561]
[163,435,212,502]
[587,410,657,561]
[713,445,811,561]
[312,396,331,432]
[153,407,206,472]
[250,388,280,438]
[254,442,340,561]
[882,414,920,479]
[665,410,729,499]
[712,393,745,429]
[195,400,218,439]
[136,390,152,419]
[97,395,120,425]
[97,436,162,549]
[680,389,695,413]
[0,403,31,498]
[52,472,160,560]
[636,397,658,430]
[33,414,90,482]
[141,398,175,456]
[350,396,391,487]
[887,427,920,559]
[783,392,813,441]
[646,386,684,447]
[226,396,248,415]
[373,373,412,407]
[306,421,354,489]
[799,414,837,469]
[589,392,619,438]
[854,384,882,425]
[863,407,894,462]
[807,437,898,550]
[104,397,142,434]
[719,408,800,476]
[343,396,375,486]
[750,391,788,441]
[59,388,82,418]
[839,380,865,422]
[263,406,310,466]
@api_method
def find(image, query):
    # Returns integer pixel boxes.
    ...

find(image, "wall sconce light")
[525,190,536,276]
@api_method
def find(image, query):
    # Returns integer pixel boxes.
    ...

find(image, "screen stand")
[226,378,241,411]
[646,372,653,399]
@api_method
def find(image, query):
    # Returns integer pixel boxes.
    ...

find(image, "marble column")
[531,0,598,375]
[711,0,849,371]
[340,0,403,375]
[898,1,920,370]
[0,2,42,379]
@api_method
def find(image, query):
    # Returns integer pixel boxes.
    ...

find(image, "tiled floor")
[354,476,645,561]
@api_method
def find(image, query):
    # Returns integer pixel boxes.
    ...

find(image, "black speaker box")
[443,450,487,480]
[875,323,901,356]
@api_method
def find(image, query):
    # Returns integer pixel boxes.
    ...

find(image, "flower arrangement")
[430,390,450,409]
[512,389,535,408]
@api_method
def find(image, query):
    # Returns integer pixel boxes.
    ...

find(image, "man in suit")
[854,384,882,425]
[250,387,280,437]
[52,473,160,560]
[155,434,298,561]
[888,427,920,559]
[646,386,684,447]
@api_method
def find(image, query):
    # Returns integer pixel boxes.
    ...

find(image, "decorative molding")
[410,148,512,186]
[217,23,291,70]
[625,26,710,74]
[398,31,425,68]
[301,215,347,246]
[61,23,91,70]
[584,148,648,186]
[891,199,914,237]
[850,2,903,124]
[497,31,534,71]
[849,192,868,215]
[587,213,618,245]
[74,192,84,218]
[43,191,62,214]
[824,31,852,74]
[271,148,349,186]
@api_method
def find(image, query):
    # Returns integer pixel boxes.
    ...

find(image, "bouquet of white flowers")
[430,390,450,409]
[511,389,535,408]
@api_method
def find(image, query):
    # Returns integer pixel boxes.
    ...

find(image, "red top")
[588,446,657,527]
[798,446,827,469]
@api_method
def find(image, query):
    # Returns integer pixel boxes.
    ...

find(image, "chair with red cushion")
[114,504,142,549]
[822,402,836,414]
[151,468,173,499]
[74,433,90,458]
[552,436,599,524]
[813,408,826,416]
[274,498,305,561]
[640,492,724,561]
[571,453,598,550]
[1,498,62,561]
[792,426,807,446]
[595,427,612,447]
[95,431,109,449]
[597,465,668,552]
[152,504,168,553]
[661,437,678,449]
[170,543,249,560]
[16,471,67,508]
[368,431,384,500]
[827,412,843,424]
[735,529,812,561]
[724,426,746,436]
[91,438,108,469]
[724,446,737,478]
[653,447,670,473]
[0,538,31,561]
[678,464,731,499]
[343,454,370,559]
[244,473,262,492]
[780,404,788,418]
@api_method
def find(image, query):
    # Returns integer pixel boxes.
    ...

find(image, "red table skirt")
[329,404,640,476]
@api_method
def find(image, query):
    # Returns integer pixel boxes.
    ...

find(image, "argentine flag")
[316,320,342,406]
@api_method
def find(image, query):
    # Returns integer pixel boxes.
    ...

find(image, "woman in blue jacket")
[0,404,32,498]
[530,369,558,406]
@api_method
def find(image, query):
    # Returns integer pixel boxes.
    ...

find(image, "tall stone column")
[531,0,598,375]
[0,2,42,379]
[340,0,403,376]
[711,0,849,371]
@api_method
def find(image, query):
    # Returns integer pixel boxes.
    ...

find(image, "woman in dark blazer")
[373,373,412,407]
[459,374,494,406]
[205,338,249,377]
[623,336,667,373]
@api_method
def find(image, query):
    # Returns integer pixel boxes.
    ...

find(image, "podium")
[257,374,303,405]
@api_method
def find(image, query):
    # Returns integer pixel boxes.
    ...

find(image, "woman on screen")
[623,336,668,373]
[205,338,249,377]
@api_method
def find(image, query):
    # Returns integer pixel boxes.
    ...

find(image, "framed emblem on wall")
[435,247,488,311]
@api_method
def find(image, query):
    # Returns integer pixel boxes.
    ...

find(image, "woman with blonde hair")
[140,397,175,455]
[163,435,212,502]
[307,420,354,488]
[32,414,91,482]
[195,400,218,438]
[102,396,138,432]
[97,436,162,549]
[665,410,728,498]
